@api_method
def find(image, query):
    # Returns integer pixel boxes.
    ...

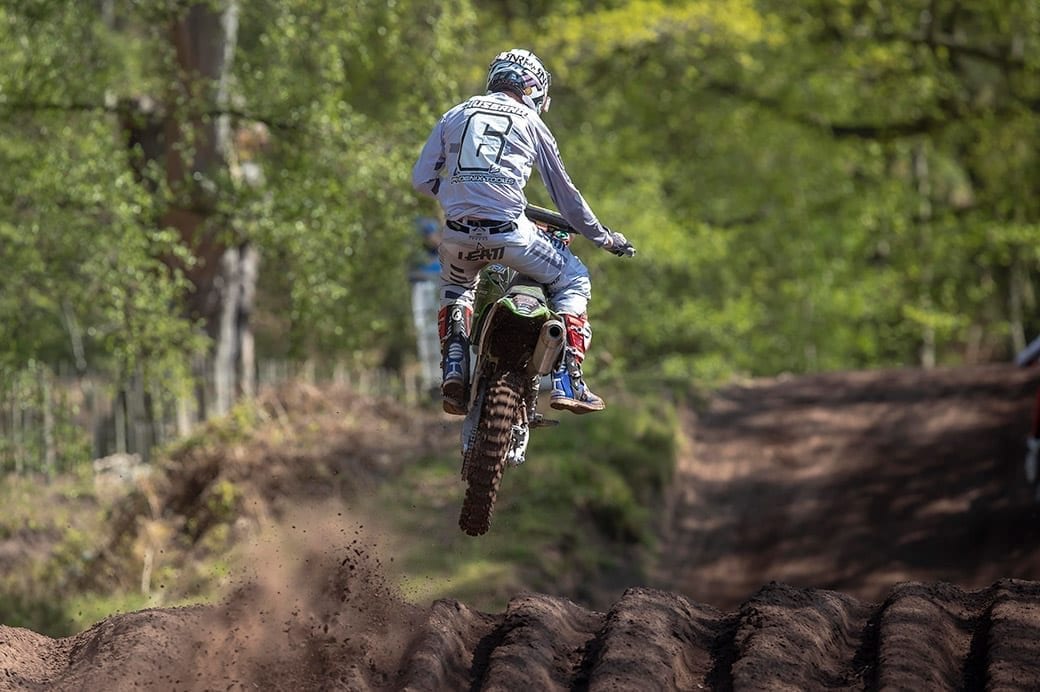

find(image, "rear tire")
[458,370,524,536]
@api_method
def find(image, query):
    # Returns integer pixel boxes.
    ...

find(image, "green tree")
[2,0,1038,410]
[0,2,199,382]
[0,0,478,393]
[520,0,1040,378]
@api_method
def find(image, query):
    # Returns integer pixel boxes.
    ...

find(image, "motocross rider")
[411,48,635,416]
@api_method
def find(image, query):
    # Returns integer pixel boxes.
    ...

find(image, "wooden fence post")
[41,368,55,477]
[114,389,127,455]
[12,378,24,475]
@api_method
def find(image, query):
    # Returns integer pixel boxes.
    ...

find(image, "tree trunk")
[161,1,256,418]
[238,243,260,400]
[213,243,258,414]
[913,145,936,369]
[115,1,258,427]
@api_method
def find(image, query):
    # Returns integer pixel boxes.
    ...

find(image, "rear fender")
[469,291,554,411]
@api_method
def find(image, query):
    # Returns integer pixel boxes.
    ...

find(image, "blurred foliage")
[0,363,93,474]
[381,392,676,611]
[2,0,1037,627]
[0,0,1038,392]
[0,470,123,636]
[533,0,1040,377]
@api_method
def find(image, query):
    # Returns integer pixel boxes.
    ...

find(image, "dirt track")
[656,364,1040,609]
[4,363,1040,690]
[4,576,1040,690]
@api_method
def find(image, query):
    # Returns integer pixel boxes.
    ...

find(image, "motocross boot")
[551,350,605,414]
[550,313,605,414]
[438,304,472,415]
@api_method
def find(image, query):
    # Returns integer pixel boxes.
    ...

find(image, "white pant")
[438,214,591,315]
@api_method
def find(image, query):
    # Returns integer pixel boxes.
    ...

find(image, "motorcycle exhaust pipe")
[528,319,565,376]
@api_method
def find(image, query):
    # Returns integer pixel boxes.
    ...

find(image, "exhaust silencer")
[528,319,565,376]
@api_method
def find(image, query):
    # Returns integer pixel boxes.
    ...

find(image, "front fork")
[504,376,543,467]
[506,375,562,467]
[525,375,540,423]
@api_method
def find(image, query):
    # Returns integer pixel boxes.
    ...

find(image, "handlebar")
[524,204,635,257]
[524,205,572,232]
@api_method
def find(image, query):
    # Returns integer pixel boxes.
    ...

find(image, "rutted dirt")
[5,570,1040,690]
[4,364,1040,690]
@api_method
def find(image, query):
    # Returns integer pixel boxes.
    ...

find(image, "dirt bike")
[456,205,577,536]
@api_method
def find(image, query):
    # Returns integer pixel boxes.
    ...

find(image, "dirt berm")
[3,363,1040,690]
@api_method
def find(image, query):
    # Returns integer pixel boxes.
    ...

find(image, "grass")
[0,470,113,635]
[0,385,680,634]
[369,389,678,612]
[0,466,211,636]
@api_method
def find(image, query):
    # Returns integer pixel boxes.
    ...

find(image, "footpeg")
[529,413,560,428]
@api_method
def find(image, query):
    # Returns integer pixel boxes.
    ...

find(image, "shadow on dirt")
[658,364,1040,608]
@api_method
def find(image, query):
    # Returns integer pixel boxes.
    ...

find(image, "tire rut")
[388,580,1040,691]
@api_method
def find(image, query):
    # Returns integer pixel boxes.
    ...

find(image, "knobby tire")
[458,370,525,536]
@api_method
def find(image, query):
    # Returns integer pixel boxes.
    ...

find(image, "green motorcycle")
[457,206,571,536]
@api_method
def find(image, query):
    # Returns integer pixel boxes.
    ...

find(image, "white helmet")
[486,48,552,113]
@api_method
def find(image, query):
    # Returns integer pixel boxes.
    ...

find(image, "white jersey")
[412,92,610,248]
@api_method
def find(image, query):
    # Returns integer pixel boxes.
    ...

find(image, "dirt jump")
[3,363,1040,690]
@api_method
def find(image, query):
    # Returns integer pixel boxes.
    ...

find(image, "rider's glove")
[602,229,636,257]
[544,227,571,248]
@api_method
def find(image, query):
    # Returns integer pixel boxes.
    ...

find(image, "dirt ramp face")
[477,594,603,689]
[394,599,500,691]
[0,625,72,690]
[873,580,1040,691]
[584,588,726,689]
[722,579,1040,691]
[396,580,1040,690]
[6,579,1040,689]
[1,607,234,690]
[987,580,1040,690]
[729,584,871,690]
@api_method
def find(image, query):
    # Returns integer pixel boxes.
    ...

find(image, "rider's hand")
[603,229,636,257]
